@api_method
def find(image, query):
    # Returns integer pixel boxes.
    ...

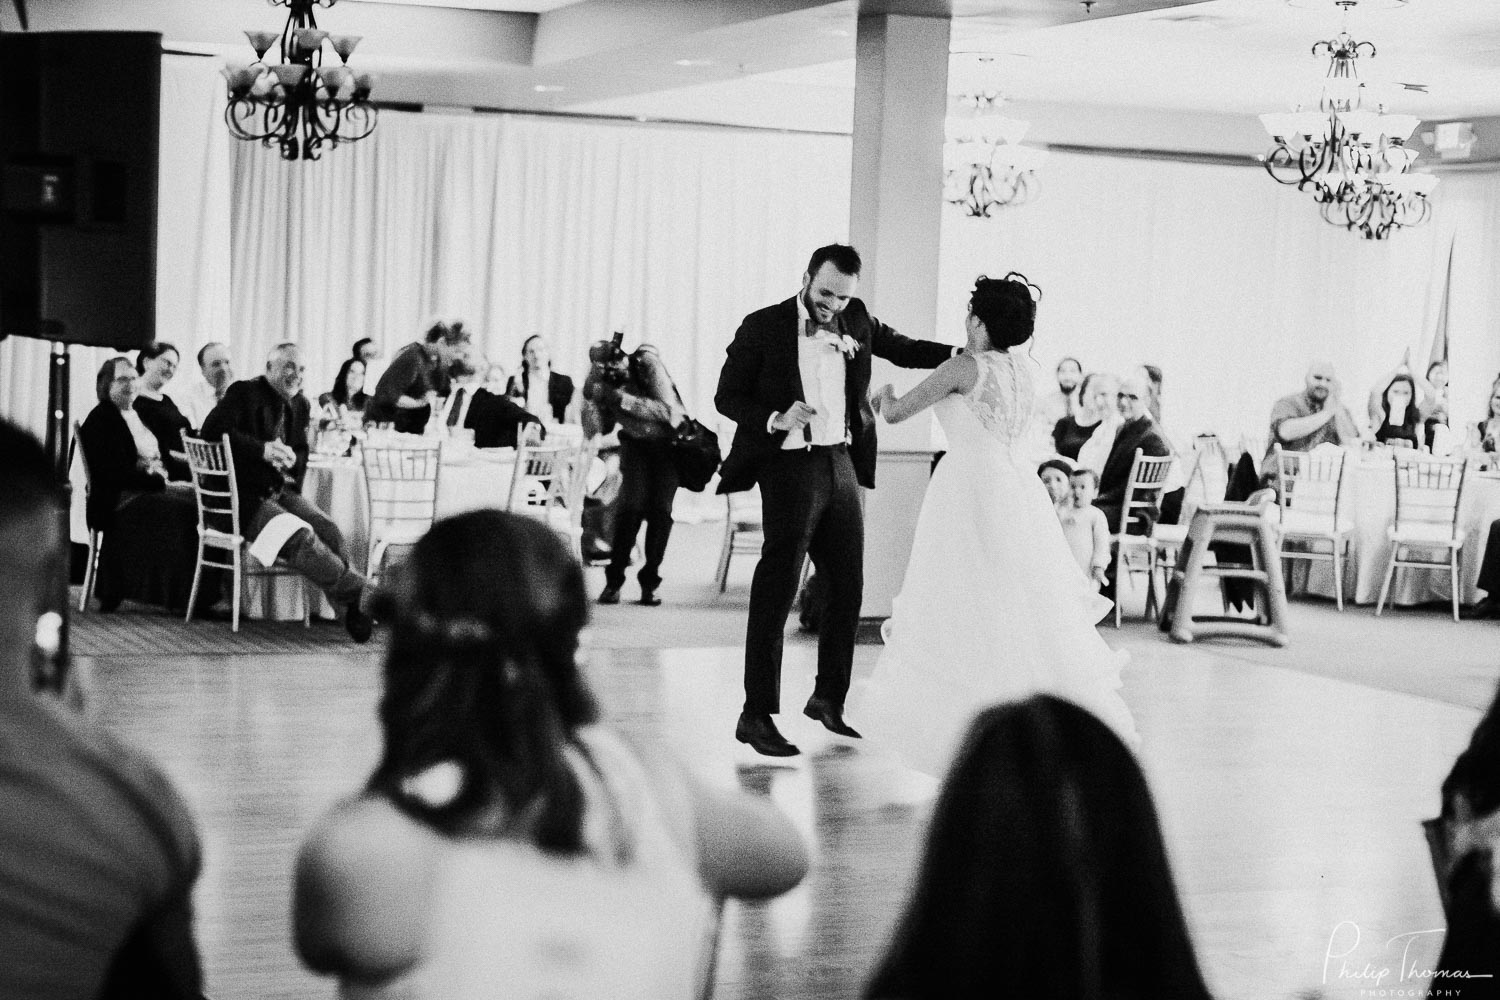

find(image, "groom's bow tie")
[804,319,838,338]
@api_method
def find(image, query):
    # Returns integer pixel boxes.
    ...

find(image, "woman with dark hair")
[133,341,192,481]
[861,274,1135,773]
[866,697,1213,1000]
[78,357,213,613]
[293,511,807,997]
[319,357,369,415]
[1375,373,1423,449]
[505,335,577,425]
[1469,379,1500,463]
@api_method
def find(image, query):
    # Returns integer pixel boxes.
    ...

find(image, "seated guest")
[201,343,374,642]
[177,341,234,430]
[0,419,205,1000]
[864,697,1212,1000]
[1060,468,1111,589]
[365,320,470,434]
[1374,373,1423,449]
[1034,356,1082,429]
[133,341,192,481]
[465,363,543,448]
[1469,378,1500,463]
[79,357,213,614]
[1037,458,1073,506]
[1138,363,1165,424]
[1267,362,1360,461]
[1054,371,1111,461]
[439,354,482,432]
[1094,373,1172,535]
[293,511,808,995]
[1073,372,1122,474]
[505,335,578,425]
[319,357,369,417]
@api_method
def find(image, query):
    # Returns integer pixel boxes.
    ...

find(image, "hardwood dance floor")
[76,617,1486,1000]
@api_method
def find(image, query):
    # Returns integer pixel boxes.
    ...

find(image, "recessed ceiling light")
[533,84,565,92]
[672,59,714,67]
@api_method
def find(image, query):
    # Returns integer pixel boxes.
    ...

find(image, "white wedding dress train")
[857,350,1137,776]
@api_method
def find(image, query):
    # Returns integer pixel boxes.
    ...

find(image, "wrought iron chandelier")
[943,55,1047,217]
[223,0,377,161]
[1259,9,1435,239]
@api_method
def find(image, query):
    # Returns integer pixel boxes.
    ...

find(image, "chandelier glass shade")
[943,57,1047,217]
[223,0,377,161]
[1260,29,1436,240]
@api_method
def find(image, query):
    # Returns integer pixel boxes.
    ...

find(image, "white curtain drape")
[0,54,231,440]
[230,111,853,419]
[938,151,1500,451]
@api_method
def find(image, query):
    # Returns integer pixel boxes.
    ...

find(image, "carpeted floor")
[70,520,1500,712]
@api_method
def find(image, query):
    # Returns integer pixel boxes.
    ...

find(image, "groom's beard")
[802,290,838,326]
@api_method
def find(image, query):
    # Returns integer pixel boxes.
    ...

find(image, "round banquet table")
[245,447,517,622]
[1292,457,1500,608]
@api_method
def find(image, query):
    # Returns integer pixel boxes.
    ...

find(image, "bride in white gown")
[857,273,1137,776]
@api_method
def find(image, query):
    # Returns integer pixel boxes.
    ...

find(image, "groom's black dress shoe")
[1461,598,1500,620]
[803,697,861,739]
[736,713,800,757]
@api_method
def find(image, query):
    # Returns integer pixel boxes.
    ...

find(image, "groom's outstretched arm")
[857,301,956,370]
[716,322,776,436]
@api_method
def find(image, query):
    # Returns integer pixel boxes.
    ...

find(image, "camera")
[589,330,631,385]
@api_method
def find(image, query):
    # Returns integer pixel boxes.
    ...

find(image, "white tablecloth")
[1296,459,1500,607]
[247,448,516,621]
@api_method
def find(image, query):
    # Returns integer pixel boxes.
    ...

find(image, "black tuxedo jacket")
[465,388,543,449]
[715,296,952,492]
[504,371,575,425]
[78,403,168,531]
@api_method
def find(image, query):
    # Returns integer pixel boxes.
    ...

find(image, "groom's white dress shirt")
[774,296,848,449]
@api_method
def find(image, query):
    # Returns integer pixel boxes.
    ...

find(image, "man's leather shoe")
[598,585,621,605]
[736,712,800,757]
[803,697,861,738]
[344,603,373,644]
[1461,598,1500,620]
[638,588,661,607]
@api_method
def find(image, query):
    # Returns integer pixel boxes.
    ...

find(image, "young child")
[1037,459,1073,507]
[1058,467,1111,588]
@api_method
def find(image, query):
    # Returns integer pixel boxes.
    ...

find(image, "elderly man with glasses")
[1092,373,1172,599]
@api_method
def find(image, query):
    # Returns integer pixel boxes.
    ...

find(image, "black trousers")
[1478,518,1500,599]
[744,445,863,715]
[605,436,678,591]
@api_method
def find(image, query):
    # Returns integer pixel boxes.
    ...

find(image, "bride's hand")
[871,384,896,415]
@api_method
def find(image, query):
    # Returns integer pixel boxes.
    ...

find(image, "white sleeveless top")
[344,728,713,1000]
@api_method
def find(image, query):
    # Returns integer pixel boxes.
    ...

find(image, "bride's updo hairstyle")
[970,272,1041,351]
[367,509,600,854]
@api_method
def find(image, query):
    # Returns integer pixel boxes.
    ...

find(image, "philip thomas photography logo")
[1321,920,1492,997]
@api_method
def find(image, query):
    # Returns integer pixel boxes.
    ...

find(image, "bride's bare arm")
[873,353,979,424]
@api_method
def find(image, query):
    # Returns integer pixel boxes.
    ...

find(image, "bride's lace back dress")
[858,351,1137,776]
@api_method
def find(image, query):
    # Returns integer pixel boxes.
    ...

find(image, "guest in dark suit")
[78,357,209,613]
[715,244,955,757]
[464,364,544,449]
[1093,373,1172,601]
[201,344,373,642]
[505,336,577,425]
[133,341,193,482]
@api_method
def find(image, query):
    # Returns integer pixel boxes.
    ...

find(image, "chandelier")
[1259,11,1436,239]
[943,55,1047,217]
[222,0,377,161]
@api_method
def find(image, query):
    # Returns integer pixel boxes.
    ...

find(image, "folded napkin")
[248,511,313,566]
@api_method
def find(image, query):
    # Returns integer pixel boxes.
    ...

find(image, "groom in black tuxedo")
[716,244,956,757]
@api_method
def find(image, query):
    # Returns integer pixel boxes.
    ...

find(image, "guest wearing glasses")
[366,320,471,434]
[505,335,578,426]
[201,344,374,642]
[79,357,209,614]
[133,341,193,481]
[1094,374,1171,600]
[293,511,807,997]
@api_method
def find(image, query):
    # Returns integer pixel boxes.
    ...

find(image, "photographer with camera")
[584,334,684,606]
